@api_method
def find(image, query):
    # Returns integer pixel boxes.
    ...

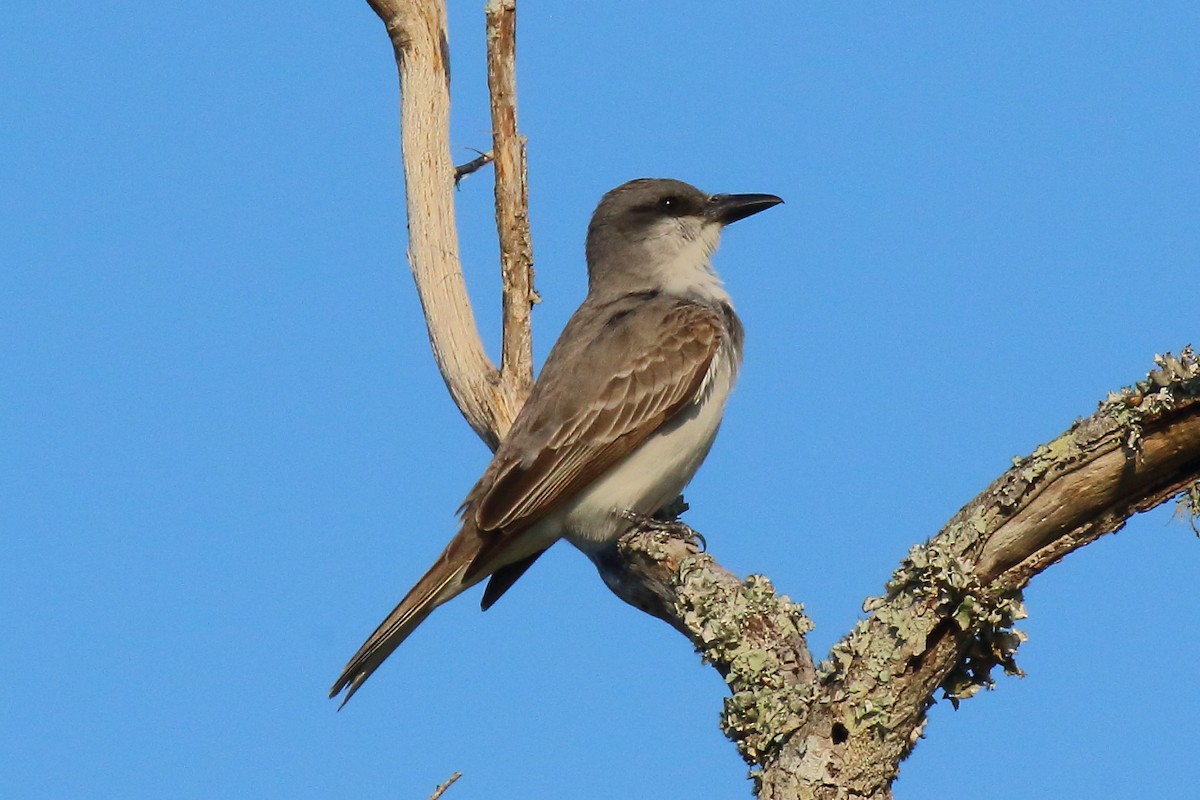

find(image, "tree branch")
[486,0,536,397]
[610,348,1200,799]
[366,0,528,450]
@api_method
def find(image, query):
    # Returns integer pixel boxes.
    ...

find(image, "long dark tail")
[330,529,484,707]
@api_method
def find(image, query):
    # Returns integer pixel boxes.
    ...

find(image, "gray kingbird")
[331,178,782,705]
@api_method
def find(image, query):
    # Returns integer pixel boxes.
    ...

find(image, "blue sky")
[3,3,1198,798]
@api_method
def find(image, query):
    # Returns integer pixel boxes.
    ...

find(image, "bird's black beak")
[708,192,784,225]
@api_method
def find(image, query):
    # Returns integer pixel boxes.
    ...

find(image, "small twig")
[427,771,462,800]
[453,149,494,186]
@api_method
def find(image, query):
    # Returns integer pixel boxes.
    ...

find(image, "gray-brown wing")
[467,299,725,545]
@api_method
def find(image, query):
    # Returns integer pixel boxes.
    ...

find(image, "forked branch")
[366,0,532,449]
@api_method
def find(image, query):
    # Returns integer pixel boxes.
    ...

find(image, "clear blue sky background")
[3,3,1198,798]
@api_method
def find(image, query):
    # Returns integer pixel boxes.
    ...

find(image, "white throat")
[648,222,731,304]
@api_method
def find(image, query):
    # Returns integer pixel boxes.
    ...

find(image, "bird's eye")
[659,196,679,211]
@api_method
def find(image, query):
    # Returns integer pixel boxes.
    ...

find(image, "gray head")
[584,178,782,296]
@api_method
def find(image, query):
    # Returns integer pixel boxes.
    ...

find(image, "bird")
[331,177,782,705]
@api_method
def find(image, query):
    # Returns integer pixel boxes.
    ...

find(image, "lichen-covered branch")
[366,0,528,449]
[611,348,1200,800]
[595,528,817,763]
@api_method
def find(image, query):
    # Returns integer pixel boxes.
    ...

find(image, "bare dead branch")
[485,0,536,397]
[366,0,525,449]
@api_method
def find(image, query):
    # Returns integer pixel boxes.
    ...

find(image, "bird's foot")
[621,507,706,552]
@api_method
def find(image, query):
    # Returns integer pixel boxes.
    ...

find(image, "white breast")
[560,336,739,550]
